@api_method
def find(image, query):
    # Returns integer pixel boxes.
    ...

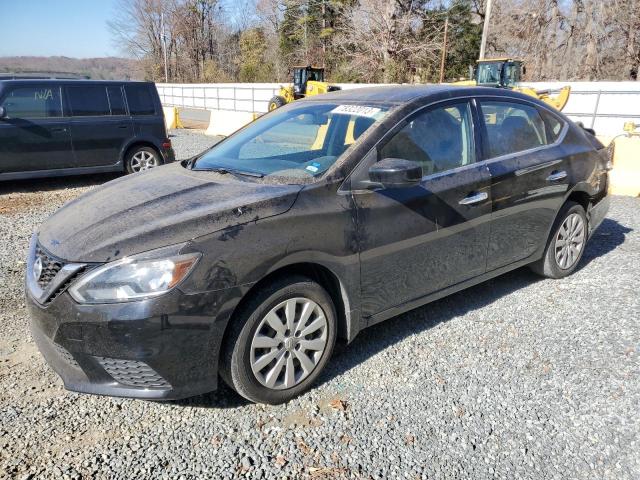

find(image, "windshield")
[193,102,390,180]
[477,63,502,85]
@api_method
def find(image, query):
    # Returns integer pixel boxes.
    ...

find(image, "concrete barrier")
[205,109,255,137]
[600,135,640,197]
[162,106,182,130]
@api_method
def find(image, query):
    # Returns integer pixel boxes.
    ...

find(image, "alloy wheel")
[554,212,585,269]
[130,150,159,172]
[249,297,328,390]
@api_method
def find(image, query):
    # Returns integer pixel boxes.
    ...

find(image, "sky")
[0,0,120,58]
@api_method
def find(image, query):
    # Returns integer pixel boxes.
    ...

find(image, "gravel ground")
[169,129,222,161]
[1,134,639,479]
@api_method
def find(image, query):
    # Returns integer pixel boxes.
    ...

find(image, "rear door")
[352,99,492,317]
[66,84,133,167]
[478,99,569,270]
[0,84,74,173]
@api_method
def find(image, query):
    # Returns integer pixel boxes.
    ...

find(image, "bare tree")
[334,0,444,83]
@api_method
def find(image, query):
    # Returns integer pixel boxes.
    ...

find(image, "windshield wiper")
[196,166,264,178]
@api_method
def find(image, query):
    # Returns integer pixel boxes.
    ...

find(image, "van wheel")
[530,201,588,279]
[221,275,336,404]
[125,146,162,174]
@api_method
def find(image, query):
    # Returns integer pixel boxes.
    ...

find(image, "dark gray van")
[0,79,175,180]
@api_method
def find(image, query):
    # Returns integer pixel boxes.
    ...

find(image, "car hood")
[37,163,302,263]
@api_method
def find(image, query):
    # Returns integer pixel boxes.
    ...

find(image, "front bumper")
[27,287,228,400]
[25,233,236,401]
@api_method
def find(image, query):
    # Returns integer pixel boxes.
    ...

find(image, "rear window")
[125,85,156,115]
[0,86,62,118]
[107,86,127,115]
[67,86,110,116]
[480,101,549,157]
[539,108,565,143]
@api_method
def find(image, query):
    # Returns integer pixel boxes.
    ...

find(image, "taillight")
[162,139,172,150]
[604,142,614,171]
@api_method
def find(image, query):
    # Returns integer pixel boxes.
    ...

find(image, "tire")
[125,146,162,174]
[529,201,588,279]
[221,275,337,404]
[268,95,287,111]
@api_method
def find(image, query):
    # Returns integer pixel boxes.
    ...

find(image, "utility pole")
[161,11,169,83]
[321,0,326,69]
[479,0,493,60]
[439,16,449,83]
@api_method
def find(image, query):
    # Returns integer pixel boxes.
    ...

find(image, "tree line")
[109,0,640,84]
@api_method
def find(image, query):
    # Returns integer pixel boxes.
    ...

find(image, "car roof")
[302,84,537,105]
[0,79,153,86]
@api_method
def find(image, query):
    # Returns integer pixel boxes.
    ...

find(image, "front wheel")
[530,201,588,278]
[125,146,162,174]
[221,276,336,404]
[268,95,287,111]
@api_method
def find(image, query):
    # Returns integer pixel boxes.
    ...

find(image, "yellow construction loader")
[454,58,571,111]
[268,66,340,111]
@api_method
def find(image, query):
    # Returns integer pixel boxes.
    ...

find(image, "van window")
[107,86,127,115]
[0,86,62,118]
[67,86,110,116]
[125,85,156,115]
[480,101,548,157]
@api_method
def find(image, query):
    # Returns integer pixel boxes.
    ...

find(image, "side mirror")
[0,106,6,119]
[368,158,422,188]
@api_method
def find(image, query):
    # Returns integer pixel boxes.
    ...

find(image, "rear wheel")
[125,146,162,174]
[530,201,588,279]
[221,276,336,404]
[268,95,287,111]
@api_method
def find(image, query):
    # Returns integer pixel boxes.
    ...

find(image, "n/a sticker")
[330,105,381,118]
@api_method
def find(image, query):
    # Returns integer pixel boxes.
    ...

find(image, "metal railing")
[156,83,281,114]
[157,82,640,136]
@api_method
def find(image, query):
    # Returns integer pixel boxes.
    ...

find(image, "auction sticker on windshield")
[331,105,381,118]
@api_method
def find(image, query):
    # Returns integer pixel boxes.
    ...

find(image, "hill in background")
[0,56,144,80]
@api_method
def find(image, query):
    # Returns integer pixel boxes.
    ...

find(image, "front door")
[66,85,133,167]
[352,100,492,318]
[0,85,74,173]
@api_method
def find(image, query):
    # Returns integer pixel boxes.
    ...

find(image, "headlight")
[69,252,201,304]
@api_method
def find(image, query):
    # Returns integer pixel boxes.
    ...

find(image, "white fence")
[156,83,281,114]
[524,82,640,137]
[156,81,640,137]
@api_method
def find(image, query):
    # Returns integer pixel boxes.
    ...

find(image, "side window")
[380,101,475,176]
[67,86,110,116]
[0,86,62,118]
[125,85,156,115]
[107,86,127,115]
[480,101,549,157]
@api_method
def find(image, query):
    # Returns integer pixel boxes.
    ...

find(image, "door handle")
[546,170,567,182]
[50,127,67,132]
[117,125,129,129]
[459,191,488,206]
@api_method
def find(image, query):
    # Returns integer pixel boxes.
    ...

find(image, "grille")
[53,342,80,370]
[35,245,64,289]
[45,267,86,305]
[96,357,171,389]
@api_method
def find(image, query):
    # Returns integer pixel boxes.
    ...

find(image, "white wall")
[157,81,640,137]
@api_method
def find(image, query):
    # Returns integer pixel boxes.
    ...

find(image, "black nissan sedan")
[26,86,610,404]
